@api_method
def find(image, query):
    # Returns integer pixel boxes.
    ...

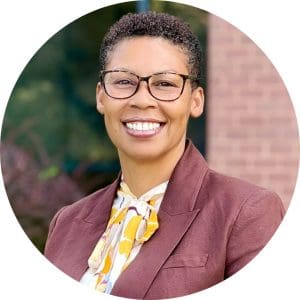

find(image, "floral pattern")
[80,180,168,294]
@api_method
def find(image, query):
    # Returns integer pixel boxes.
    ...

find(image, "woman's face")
[96,36,204,162]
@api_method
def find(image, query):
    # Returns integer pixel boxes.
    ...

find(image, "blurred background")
[0,0,298,253]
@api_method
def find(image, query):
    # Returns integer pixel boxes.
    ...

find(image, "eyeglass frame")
[99,69,198,101]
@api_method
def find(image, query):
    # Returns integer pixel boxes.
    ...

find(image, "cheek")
[167,103,192,126]
[104,112,118,131]
[102,104,123,134]
[103,114,120,147]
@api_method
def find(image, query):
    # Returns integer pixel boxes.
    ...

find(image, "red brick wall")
[206,14,299,209]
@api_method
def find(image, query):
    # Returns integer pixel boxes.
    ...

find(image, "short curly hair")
[99,11,204,86]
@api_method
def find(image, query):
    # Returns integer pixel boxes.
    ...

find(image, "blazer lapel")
[111,209,201,298]
[65,176,121,280]
[111,140,209,298]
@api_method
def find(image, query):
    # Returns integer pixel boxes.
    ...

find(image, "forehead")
[105,36,189,75]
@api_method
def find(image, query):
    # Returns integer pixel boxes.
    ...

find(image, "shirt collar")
[119,178,169,203]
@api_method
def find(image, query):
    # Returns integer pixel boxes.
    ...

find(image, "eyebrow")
[107,68,180,76]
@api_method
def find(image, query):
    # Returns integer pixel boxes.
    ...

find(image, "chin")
[117,142,166,162]
[127,148,164,162]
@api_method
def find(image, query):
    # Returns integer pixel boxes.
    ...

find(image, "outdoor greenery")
[1,1,208,252]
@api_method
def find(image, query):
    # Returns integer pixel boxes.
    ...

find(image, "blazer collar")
[66,176,121,281]
[160,139,209,215]
[83,174,121,225]
[84,139,208,222]
[111,140,209,298]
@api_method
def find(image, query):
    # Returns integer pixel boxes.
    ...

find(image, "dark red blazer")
[44,140,285,299]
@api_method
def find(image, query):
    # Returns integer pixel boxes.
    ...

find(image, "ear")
[96,82,105,115]
[190,86,205,118]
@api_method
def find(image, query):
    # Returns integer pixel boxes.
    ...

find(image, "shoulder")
[66,184,111,215]
[192,167,285,277]
[204,168,268,197]
[199,168,285,220]
[44,181,117,258]
[202,170,286,276]
[47,183,114,235]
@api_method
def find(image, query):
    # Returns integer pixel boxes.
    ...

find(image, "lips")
[122,119,166,138]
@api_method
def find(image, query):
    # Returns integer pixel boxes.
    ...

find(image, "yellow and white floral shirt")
[80,179,168,294]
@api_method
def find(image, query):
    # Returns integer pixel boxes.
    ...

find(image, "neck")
[118,141,186,198]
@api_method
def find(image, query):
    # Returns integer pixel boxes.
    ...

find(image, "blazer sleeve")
[44,206,67,256]
[225,189,285,277]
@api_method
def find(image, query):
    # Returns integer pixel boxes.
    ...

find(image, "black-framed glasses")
[99,70,197,101]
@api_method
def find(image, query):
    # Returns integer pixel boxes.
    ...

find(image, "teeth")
[126,122,161,131]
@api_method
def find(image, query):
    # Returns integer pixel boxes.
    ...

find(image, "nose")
[127,81,157,109]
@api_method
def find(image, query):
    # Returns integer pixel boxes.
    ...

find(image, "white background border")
[0,1,299,299]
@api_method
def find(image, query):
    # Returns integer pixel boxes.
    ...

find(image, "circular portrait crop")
[0,1,299,299]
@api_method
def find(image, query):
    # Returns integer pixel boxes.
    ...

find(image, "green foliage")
[1,1,208,252]
[2,1,207,169]
[38,165,60,180]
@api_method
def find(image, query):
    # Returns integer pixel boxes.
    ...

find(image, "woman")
[44,11,285,299]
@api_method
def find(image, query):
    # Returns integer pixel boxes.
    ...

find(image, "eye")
[113,79,135,86]
[159,81,174,87]
[153,80,177,88]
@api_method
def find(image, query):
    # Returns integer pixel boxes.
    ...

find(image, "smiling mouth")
[125,121,161,130]
[122,121,166,137]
